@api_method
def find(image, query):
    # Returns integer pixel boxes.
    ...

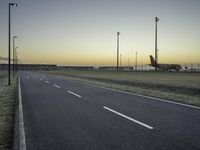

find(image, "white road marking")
[40,78,43,81]
[18,75,27,150]
[53,84,60,88]
[69,80,200,110]
[67,91,82,98]
[26,76,29,79]
[103,106,154,130]
[45,81,49,84]
[42,76,46,78]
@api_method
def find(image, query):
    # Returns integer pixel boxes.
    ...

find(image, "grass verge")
[0,72,17,150]
[43,70,200,107]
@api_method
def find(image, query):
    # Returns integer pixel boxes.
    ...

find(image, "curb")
[12,74,26,150]
[12,76,19,150]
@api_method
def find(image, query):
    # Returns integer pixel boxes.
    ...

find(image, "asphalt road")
[19,71,200,150]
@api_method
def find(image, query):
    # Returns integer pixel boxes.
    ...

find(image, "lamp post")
[155,17,159,71]
[117,32,120,71]
[13,36,18,77]
[8,3,18,85]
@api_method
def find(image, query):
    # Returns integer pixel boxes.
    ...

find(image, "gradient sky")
[0,0,200,65]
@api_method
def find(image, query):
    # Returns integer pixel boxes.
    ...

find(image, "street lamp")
[13,36,18,77]
[155,17,159,71]
[117,32,120,71]
[8,3,18,85]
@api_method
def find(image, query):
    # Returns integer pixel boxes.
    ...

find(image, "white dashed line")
[103,106,154,130]
[40,78,43,81]
[67,91,82,98]
[45,81,49,84]
[26,76,29,79]
[53,84,60,88]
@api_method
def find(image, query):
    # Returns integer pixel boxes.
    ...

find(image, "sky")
[0,0,200,66]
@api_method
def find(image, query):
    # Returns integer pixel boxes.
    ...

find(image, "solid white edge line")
[103,106,154,130]
[67,91,82,98]
[53,84,60,88]
[68,80,200,110]
[19,75,27,150]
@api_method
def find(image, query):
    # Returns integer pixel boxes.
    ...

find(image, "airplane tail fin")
[150,55,157,66]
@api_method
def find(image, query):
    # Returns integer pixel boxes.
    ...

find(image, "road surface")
[19,71,200,150]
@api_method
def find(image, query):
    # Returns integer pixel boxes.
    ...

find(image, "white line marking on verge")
[68,80,200,110]
[19,75,27,150]
[45,81,49,84]
[53,84,60,88]
[67,91,82,98]
[103,106,154,130]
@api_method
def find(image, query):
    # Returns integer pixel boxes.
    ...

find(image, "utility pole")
[117,32,120,71]
[155,17,159,71]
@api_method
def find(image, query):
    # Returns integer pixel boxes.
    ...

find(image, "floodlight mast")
[155,17,159,71]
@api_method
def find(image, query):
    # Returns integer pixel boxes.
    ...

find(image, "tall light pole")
[8,3,18,85]
[135,52,138,71]
[155,17,159,71]
[117,32,120,71]
[13,36,18,77]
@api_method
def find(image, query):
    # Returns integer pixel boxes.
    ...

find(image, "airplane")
[149,55,182,71]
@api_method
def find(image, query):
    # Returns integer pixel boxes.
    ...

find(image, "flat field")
[0,71,17,150]
[44,70,200,106]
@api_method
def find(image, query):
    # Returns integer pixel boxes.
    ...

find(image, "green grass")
[0,71,17,150]
[44,70,200,107]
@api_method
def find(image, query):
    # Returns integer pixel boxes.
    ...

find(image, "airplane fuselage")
[149,55,182,71]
